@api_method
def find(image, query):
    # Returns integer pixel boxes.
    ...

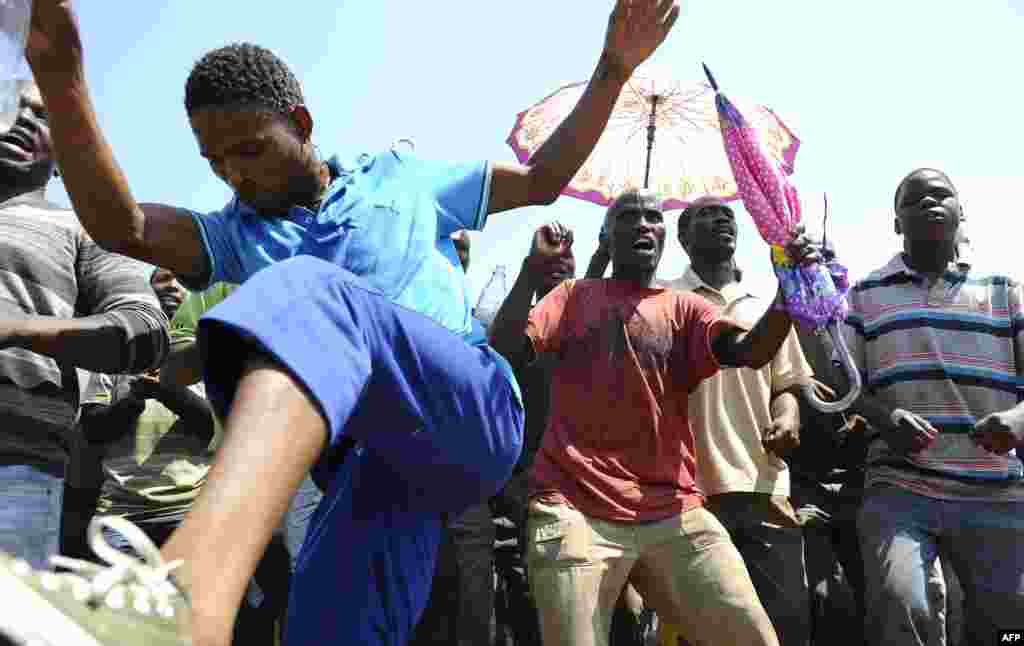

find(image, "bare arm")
[585,234,611,279]
[713,292,794,370]
[488,54,629,214]
[160,356,326,646]
[488,262,538,372]
[486,1,679,214]
[770,390,801,427]
[161,340,204,388]
[27,5,211,283]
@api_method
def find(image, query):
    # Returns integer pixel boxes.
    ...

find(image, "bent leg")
[857,487,943,646]
[199,255,523,513]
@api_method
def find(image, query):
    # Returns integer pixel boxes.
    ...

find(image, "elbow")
[96,210,148,258]
[524,168,562,206]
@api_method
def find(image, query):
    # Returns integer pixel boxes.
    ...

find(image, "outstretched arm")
[26,2,211,285]
[487,0,679,214]
[712,291,794,370]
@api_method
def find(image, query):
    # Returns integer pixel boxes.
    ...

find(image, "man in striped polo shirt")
[841,168,1024,646]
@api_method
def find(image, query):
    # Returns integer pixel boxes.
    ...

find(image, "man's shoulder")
[0,195,78,225]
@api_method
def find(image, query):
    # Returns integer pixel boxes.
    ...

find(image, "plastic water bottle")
[0,0,31,132]
[473,264,508,330]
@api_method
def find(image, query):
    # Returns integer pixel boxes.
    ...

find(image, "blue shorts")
[197,255,524,645]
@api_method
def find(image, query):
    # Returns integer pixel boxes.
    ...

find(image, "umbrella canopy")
[705,64,861,414]
[506,66,799,209]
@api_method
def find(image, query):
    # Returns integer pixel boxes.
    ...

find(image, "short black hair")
[894,168,956,210]
[677,197,733,238]
[185,43,304,117]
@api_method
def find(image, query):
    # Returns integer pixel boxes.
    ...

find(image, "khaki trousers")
[526,499,779,646]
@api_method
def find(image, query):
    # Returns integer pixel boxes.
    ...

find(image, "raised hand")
[603,0,681,77]
[526,222,574,287]
[25,0,82,83]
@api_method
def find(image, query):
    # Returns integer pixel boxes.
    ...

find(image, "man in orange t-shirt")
[490,189,820,646]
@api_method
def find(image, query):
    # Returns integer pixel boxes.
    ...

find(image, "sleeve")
[394,151,492,236]
[75,231,170,373]
[79,371,114,407]
[184,202,245,290]
[525,280,574,357]
[769,327,815,394]
[674,292,735,392]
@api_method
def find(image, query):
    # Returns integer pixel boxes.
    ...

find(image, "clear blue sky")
[48,0,1024,300]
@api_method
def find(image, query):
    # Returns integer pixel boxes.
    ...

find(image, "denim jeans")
[0,463,64,568]
[858,485,1024,646]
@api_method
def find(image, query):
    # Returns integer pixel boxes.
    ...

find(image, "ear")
[289,105,314,142]
[893,216,902,236]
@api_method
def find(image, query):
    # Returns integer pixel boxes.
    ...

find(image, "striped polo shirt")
[0,191,169,467]
[844,253,1024,501]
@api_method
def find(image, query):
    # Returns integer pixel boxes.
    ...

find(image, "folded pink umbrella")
[704,64,861,413]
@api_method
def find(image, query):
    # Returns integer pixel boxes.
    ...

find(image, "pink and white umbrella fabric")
[704,64,861,413]
[506,66,799,209]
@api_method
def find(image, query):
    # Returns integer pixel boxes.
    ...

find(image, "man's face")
[680,203,737,262]
[609,207,666,272]
[894,171,961,245]
[0,82,55,193]
[150,268,186,320]
[190,106,319,215]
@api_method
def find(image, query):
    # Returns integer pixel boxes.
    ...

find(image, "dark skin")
[27,3,682,642]
[840,170,1024,454]
[0,82,54,202]
[491,208,820,374]
[452,230,471,272]
[84,271,215,446]
[0,82,170,374]
[679,204,800,456]
[489,223,576,374]
[27,0,679,287]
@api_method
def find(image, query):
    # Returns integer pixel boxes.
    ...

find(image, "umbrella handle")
[800,322,862,414]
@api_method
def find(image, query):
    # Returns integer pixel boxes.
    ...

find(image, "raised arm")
[487,0,679,214]
[489,223,573,370]
[26,2,211,284]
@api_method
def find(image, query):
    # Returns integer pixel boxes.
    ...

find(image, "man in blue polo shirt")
[2,2,682,645]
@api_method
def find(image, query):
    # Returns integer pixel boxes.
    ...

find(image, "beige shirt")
[661,268,813,497]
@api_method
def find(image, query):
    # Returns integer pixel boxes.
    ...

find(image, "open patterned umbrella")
[506,65,799,209]
[704,64,861,413]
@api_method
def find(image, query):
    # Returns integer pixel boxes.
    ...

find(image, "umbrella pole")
[644,95,659,189]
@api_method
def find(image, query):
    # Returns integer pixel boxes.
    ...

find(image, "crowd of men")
[0,1,1020,646]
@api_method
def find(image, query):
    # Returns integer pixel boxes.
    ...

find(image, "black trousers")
[410,502,496,646]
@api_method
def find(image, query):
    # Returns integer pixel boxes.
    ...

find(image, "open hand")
[887,409,939,454]
[25,0,82,83]
[972,409,1024,455]
[603,0,680,77]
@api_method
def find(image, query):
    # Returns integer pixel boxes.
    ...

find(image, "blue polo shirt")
[189,149,491,340]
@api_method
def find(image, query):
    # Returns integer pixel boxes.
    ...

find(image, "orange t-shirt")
[526,279,728,522]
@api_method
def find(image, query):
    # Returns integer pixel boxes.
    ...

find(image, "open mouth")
[632,238,657,253]
[0,128,34,158]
